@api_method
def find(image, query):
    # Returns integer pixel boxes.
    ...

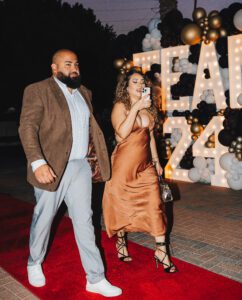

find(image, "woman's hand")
[154,161,163,176]
[133,95,151,111]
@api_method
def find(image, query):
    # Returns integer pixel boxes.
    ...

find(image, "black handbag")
[159,176,173,203]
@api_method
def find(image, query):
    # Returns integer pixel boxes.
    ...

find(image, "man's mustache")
[70,72,79,76]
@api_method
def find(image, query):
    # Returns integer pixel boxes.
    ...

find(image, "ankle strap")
[117,233,126,238]
[156,242,167,246]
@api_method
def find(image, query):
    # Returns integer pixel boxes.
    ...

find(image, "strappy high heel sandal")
[154,242,177,273]
[116,232,132,262]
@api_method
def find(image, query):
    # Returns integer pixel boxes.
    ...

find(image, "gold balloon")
[181,24,202,45]
[208,15,222,29]
[113,58,124,69]
[207,29,220,42]
[191,123,203,134]
[208,134,215,143]
[197,18,205,27]
[236,153,242,161]
[124,60,134,70]
[208,10,219,18]
[193,7,207,22]
[218,109,225,116]
[236,143,242,150]
[205,141,214,148]
[219,28,227,37]
[192,134,198,141]
[166,150,172,159]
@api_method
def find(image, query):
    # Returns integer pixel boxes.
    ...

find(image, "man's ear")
[51,63,57,75]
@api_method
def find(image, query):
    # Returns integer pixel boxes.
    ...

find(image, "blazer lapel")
[48,77,72,133]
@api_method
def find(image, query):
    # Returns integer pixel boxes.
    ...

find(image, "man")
[19,49,122,297]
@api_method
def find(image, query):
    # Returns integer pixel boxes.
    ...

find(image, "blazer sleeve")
[18,84,45,164]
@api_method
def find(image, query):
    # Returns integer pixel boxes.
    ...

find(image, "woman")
[102,68,177,273]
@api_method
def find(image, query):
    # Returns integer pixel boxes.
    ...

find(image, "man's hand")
[34,164,57,184]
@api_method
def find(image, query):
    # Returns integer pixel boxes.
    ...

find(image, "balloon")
[188,168,201,182]
[193,8,207,22]
[233,9,242,31]
[181,24,202,45]
[124,60,134,71]
[208,15,222,29]
[207,29,220,42]
[208,163,215,173]
[193,156,207,169]
[113,58,124,69]
[218,129,235,146]
[180,58,189,66]
[236,153,242,161]
[208,10,219,18]
[150,28,161,39]
[221,68,229,79]
[201,167,211,183]
[206,94,215,104]
[148,18,161,33]
[208,134,215,143]
[237,93,242,105]
[219,28,227,37]
[191,123,203,134]
[219,152,234,171]
[205,141,214,148]
[153,40,161,50]
[227,176,242,190]
[238,162,242,175]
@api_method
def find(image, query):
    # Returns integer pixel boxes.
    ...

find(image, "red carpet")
[0,194,242,300]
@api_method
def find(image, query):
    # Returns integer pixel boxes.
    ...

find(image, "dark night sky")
[66,0,235,34]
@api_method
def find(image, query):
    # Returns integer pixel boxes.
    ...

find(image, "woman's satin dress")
[103,123,167,237]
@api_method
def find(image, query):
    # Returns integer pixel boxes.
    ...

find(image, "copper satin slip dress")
[103,123,167,238]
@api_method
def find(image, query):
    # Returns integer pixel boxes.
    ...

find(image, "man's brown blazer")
[19,76,110,191]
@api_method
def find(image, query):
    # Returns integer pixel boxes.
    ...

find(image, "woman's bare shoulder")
[112,102,128,116]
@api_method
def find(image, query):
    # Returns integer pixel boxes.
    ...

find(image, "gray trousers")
[28,159,105,284]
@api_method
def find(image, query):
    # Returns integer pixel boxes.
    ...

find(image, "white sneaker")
[27,264,46,287]
[86,278,122,297]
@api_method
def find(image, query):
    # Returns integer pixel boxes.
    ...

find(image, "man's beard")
[56,71,82,89]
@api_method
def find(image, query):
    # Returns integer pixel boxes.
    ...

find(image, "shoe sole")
[28,280,46,288]
[86,287,122,297]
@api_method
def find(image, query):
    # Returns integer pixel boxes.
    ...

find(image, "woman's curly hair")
[114,68,158,121]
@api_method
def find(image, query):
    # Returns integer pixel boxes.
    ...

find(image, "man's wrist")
[31,159,47,172]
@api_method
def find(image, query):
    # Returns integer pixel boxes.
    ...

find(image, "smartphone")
[142,87,151,97]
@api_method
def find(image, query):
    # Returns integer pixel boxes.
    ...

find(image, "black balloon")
[218,129,235,146]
